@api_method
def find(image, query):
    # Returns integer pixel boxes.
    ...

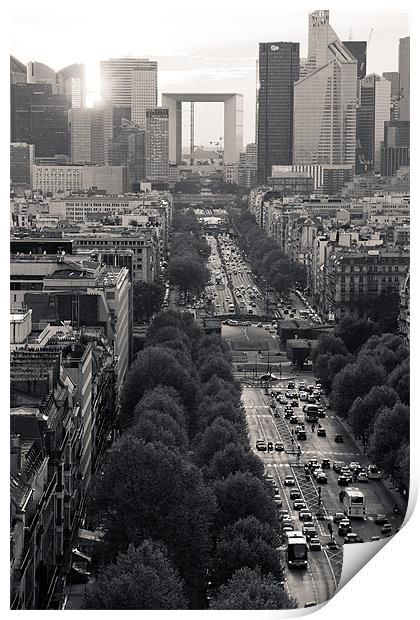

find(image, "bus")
[286,532,308,569]
[343,487,366,519]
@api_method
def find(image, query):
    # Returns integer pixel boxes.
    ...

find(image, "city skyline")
[10,1,409,145]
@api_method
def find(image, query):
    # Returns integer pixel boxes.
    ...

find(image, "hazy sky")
[10,0,409,146]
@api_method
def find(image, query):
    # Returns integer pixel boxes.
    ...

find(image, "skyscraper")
[398,37,410,121]
[100,58,157,128]
[380,120,410,177]
[343,41,367,79]
[69,108,93,163]
[257,42,300,184]
[58,64,86,108]
[356,74,391,173]
[10,143,35,190]
[383,71,400,120]
[146,108,169,183]
[293,10,358,168]
[11,83,70,157]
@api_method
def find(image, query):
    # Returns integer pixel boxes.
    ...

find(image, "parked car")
[275,442,284,452]
[375,514,388,525]
[284,475,295,486]
[256,440,267,452]
[317,427,327,437]
[335,434,344,443]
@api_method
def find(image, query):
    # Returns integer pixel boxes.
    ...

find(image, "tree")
[199,397,245,433]
[394,442,410,494]
[348,385,400,438]
[133,281,164,323]
[83,541,187,609]
[334,317,377,353]
[133,386,187,429]
[212,472,279,532]
[129,409,188,451]
[209,567,296,610]
[360,333,409,373]
[356,291,401,334]
[195,417,247,466]
[119,346,198,426]
[312,334,349,364]
[313,352,353,393]
[166,256,209,293]
[387,358,409,404]
[88,436,216,591]
[206,443,264,481]
[199,355,234,384]
[330,356,386,418]
[369,403,410,477]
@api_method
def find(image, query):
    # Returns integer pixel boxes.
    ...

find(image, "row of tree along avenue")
[166,210,210,295]
[83,310,296,610]
[231,208,306,296]
[312,317,409,497]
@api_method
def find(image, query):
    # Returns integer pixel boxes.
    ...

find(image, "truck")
[286,531,308,569]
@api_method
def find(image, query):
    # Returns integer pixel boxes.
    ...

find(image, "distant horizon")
[10,1,409,145]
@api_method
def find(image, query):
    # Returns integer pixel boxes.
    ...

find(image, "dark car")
[291,400,299,407]
[299,510,313,522]
[284,410,293,419]
[321,459,331,469]
[344,533,362,544]
[317,408,326,418]
[297,429,307,440]
[335,434,344,443]
[381,523,392,536]
[309,537,322,551]
[275,442,284,452]
[293,499,306,510]
[256,441,267,452]
[317,427,327,437]
[375,514,388,525]
[316,472,328,484]
[287,382,295,389]
[290,489,301,500]
[337,475,351,486]
[290,415,299,424]
[338,520,352,536]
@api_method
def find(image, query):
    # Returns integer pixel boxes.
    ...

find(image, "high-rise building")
[58,64,86,108]
[293,11,358,168]
[380,119,410,177]
[26,61,86,108]
[69,108,92,163]
[10,55,26,84]
[398,37,410,121]
[10,143,35,191]
[257,42,300,184]
[10,83,70,157]
[383,71,401,120]
[343,41,367,79]
[146,108,169,183]
[356,74,391,173]
[100,58,157,127]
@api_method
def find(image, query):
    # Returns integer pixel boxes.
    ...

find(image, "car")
[317,427,327,437]
[333,461,345,473]
[279,397,287,405]
[309,537,322,551]
[273,411,280,419]
[299,510,313,522]
[344,533,362,544]
[305,528,318,541]
[290,489,301,500]
[287,382,295,389]
[302,521,315,534]
[279,509,290,518]
[265,475,276,487]
[337,475,351,486]
[297,429,307,440]
[291,400,299,407]
[381,523,392,536]
[284,411,293,419]
[316,472,328,484]
[256,441,267,452]
[333,512,346,524]
[349,461,361,471]
[371,535,381,541]
[293,499,307,510]
[289,416,299,424]
[321,459,331,469]
[338,520,352,536]
[273,494,283,507]
[275,442,284,452]
[285,391,292,398]
[317,408,326,418]
[284,475,295,486]
[299,392,308,401]
[285,405,293,413]
[282,525,294,536]
[335,434,344,443]
[307,395,317,404]
[257,322,263,328]
[298,381,306,389]
[357,470,369,482]
[308,460,321,471]
[304,602,317,608]
[375,514,388,525]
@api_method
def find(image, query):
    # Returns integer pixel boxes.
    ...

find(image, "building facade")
[11,84,70,158]
[146,108,169,183]
[293,11,358,168]
[398,37,410,122]
[11,143,35,191]
[356,74,391,173]
[257,42,300,184]
[32,165,126,194]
